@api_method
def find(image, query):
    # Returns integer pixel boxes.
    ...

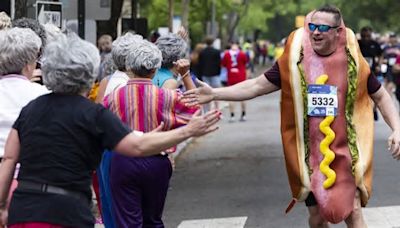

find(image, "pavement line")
[177,216,248,228]
[363,205,400,228]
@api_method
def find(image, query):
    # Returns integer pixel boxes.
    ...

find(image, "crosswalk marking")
[363,206,400,228]
[177,216,248,228]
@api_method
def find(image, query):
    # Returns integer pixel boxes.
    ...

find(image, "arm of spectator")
[174,59,196,90]
[95,77,110,104]
[0,130,20,226]
[162,79,179,90]
[113,110,220,157]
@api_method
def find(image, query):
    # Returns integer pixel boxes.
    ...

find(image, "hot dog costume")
[279,13,373,223]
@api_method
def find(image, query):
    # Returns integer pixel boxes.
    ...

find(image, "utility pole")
[78,0,85,38]
[168,0,174,32]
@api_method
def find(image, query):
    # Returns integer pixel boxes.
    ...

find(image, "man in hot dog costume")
[183,4,400,228]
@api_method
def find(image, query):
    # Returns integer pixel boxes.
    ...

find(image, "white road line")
[363,206,400,228]
[177,216,248,228]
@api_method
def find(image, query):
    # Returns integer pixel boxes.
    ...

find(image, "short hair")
[125,39,162,77]
[111,33,144,70]
[12,18,47,51]
[360,26,372,34]
[204,36,215,46]
[315,4,342,26]
[0,28,41,76]
[0,12,11,30]
[42,33,100,94]
[155,33,187,69]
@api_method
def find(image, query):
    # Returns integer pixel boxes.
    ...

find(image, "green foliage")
[138,0,400,44]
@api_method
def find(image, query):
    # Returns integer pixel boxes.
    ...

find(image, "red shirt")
[222,50,248,85]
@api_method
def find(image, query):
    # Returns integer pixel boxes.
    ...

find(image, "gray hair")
[111,33,144,70]
[125,39,162,77]
[99,54,117,81]
[155,33,187,69]
[0,12,11,30]
[12,18,47,52]
[0,28,41,76]
[42,33,100,94]
[43,23,62,43]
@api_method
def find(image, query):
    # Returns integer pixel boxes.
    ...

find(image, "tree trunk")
[225,0,249,44]
[181,0,190,30]
[168,0,174,32]
[14,0,27,19]
[96,0,124,39]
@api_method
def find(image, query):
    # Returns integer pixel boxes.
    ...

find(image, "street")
[163,90,400,228]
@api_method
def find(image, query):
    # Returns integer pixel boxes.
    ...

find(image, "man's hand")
[388,130,400,160]
[184,109,220,137]
[182,80,214,106]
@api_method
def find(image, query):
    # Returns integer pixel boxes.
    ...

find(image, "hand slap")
[186,109,220,137]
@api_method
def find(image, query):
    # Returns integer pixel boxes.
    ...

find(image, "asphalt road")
[163,90,400,228]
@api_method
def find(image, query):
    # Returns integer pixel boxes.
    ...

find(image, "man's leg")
[306,193,329,228]
[229,102,235,122]
[344,190,367,228]
[240,101,246,121]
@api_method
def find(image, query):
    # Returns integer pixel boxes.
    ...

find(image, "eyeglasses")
[308,23,339,32]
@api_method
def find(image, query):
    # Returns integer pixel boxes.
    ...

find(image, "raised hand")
[173,59,190,77]
[185,109,220,137]
[182,80,214,106]
[177,26,188,41]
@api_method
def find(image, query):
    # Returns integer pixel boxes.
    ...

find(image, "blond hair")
[0,12,11,30]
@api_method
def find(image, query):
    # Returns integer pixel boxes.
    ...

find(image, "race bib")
[307,84,338,117]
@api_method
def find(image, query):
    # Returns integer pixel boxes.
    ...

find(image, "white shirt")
[104,70,129,97]
[0,75,50,157]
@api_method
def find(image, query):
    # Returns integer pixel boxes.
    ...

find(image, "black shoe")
[373,110,378,121]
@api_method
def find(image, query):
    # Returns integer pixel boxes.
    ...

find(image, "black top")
[264,62,382,94]
[198,46,221,77]
[8,93,131,227]
[358,39,382,72]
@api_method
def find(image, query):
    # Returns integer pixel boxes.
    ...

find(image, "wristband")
[181,71,190,80]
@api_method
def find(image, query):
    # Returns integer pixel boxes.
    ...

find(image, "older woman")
[104,38,212,228]
[0,27,49,162]
[0,33,220,228]
[154,33,195,90]
[95,33,144,104]
[12,18,48,85]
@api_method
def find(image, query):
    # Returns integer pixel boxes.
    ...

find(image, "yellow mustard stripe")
[316,74,336,189]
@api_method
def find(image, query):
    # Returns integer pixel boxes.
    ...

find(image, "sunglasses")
[308,23,339,32]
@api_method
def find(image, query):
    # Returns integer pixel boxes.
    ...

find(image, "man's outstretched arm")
[183,73,279,106]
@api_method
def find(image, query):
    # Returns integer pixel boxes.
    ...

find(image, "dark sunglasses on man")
[308,23,339,32]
